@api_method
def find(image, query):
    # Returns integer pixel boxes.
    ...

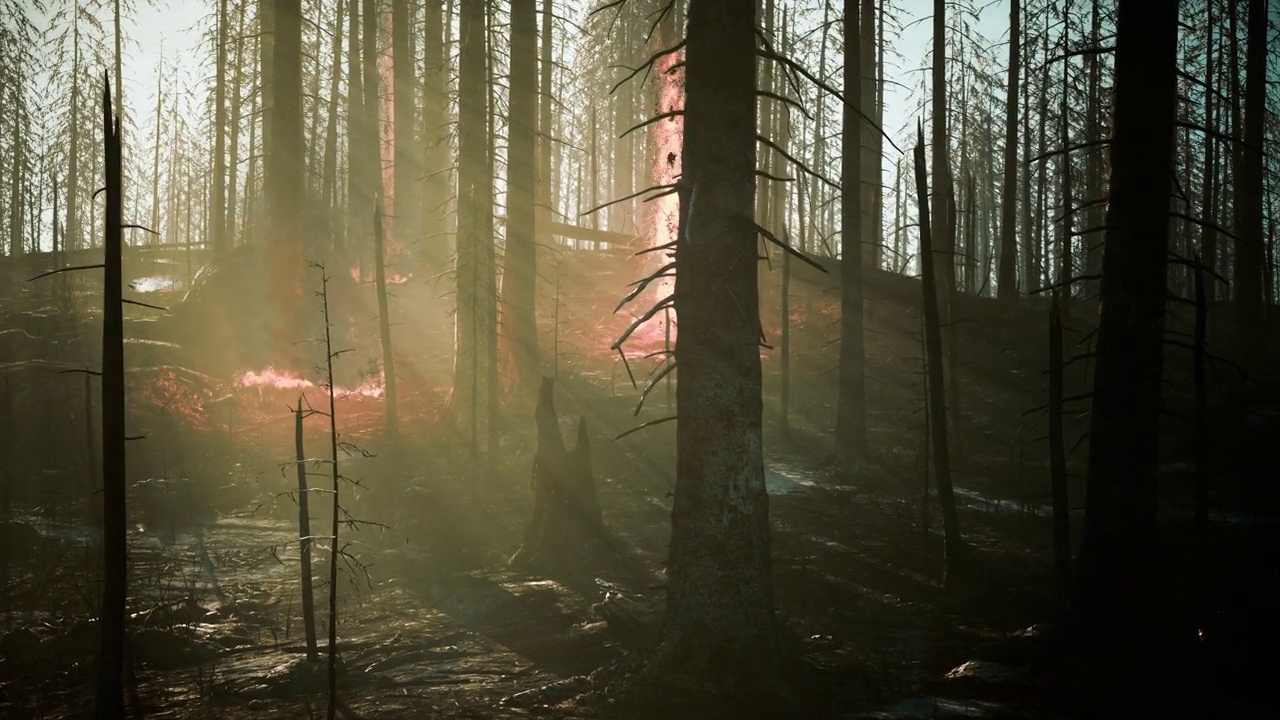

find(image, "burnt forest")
[1,0,1278,718]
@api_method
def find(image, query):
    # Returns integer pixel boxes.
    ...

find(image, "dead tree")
[373,203,398,436]
[913,123,963,585]
[294,397,319,662]
[1049,293,1070,607]
[1072,0,1178,646]
[96,74,127,720]
[509,378,614,571]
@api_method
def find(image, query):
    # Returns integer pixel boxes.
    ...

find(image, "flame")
[350,266,410,285]
[236,366,385,399]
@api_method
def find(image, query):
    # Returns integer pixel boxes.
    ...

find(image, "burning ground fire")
[237,366,385,399]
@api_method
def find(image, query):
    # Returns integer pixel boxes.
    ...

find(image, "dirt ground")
[1,248,1277,718]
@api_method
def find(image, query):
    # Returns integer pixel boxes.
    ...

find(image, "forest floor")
[1,249,1277,718]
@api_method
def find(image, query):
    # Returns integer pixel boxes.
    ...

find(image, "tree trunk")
[1193,263,1208,537]
[452,0,485,444]
[95,75,127,720]
[345,0,363,252]
[294,399,318,662]
[1072,0,1177,646]
[1058,6,1073,320]
[997,0,1019,300]
[212,0,228,254]
[501,0,541,399]
[392,0,416,249]
[8,105,21,256]
[913,125,963,585]
[321,0,345,248]
[1083,0,1103,299]
[835,0,867,462]
[66,15,82,251]
[648,0,793,708]
[227,0,245,247]
[267,0,305,354]
[1233,0,1266,355]
[1199,1,1217,303]
[420,0,451,273]
[374,204,398,436]
[1049,293,1070,607]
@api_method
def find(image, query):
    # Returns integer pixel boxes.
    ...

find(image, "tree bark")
[95,75,126,720]
[392,0,416,249]
[212,0,228,254]
[1073,0,1178,645]
[1049,293,1070,607]
[374,203,398,436]
[452,0,485,442]
[294,399,319,662]
[501,0,541,399]
[997,0,1019,300]
[913,125,963,585]
[649,0,791,707]
[321,0,345,248]
[420,0,451,272]
[835,0,867,462]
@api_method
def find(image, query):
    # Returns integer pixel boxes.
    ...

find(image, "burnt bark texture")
[212,0,228,255]
[392,0,416,248]
[1072,0,1178,647]
[508,378,612,571]
[638,2,805,714]
[453,0,485,435]
[95,76,126,720]
[266,0,305,356]
[997,0,1019,300]
[913,125,963,585]
[294,399,319,662]
[835,0,867,461]
[420,0,451,273]
[502,0,541,399]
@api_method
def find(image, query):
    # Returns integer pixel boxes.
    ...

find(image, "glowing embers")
[236,365,385,399]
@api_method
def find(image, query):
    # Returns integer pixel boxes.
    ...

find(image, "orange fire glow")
[237,366,385,399]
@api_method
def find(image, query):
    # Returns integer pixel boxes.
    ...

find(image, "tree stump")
[509,378,615,571]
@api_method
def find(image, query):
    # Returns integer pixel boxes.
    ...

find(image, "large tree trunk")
[508,378,611,571]
[501,0,541,400]
[835,0,867,462]
[266,0,305,358]
[997,0,1019,300]
[1072,0,1177,646]
[452,0,485,447]
[643,1,799,711]
[95,76,127,720]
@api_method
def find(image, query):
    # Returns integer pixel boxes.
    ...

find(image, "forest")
[0,0,1278,717]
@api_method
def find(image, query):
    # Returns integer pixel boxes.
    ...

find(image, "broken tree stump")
[509,378,616,571]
